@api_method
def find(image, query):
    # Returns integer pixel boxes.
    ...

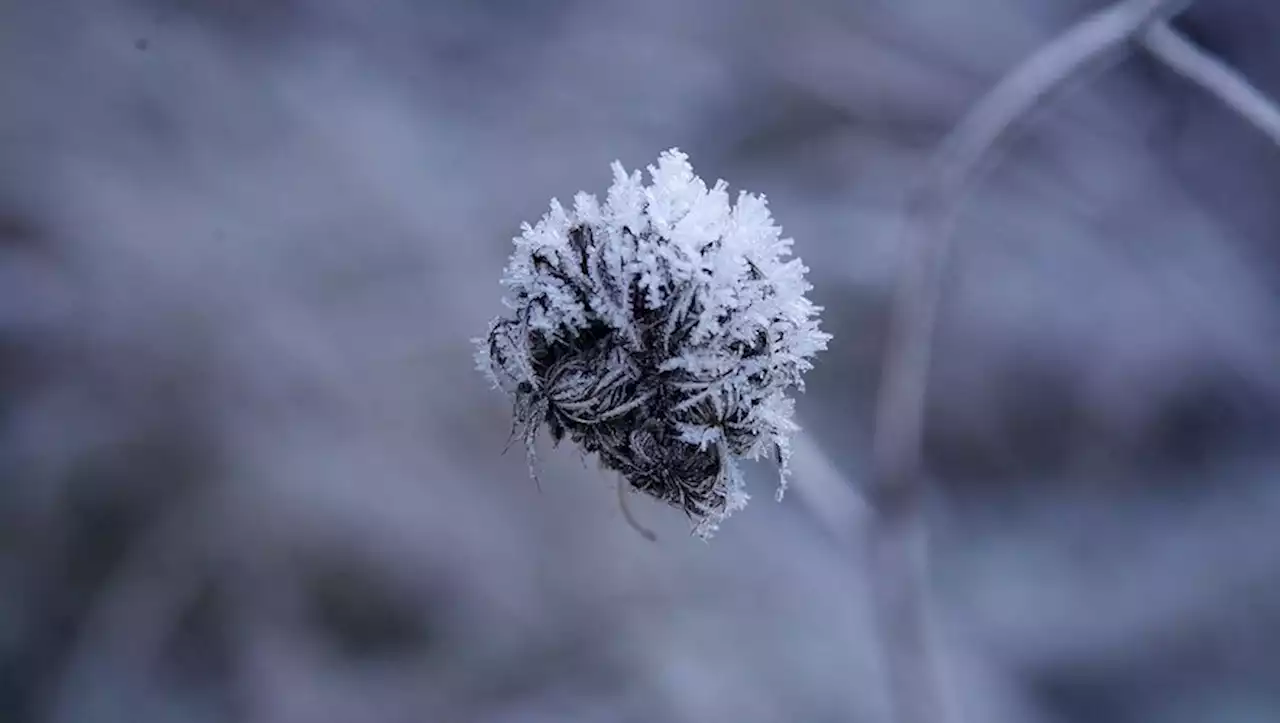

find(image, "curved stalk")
[864,2,1184,721]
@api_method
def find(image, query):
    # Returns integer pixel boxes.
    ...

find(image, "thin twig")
[1141,22,1280,148]
[865,2,1184,722]
[618,477,658,542]
[787,429,870,545]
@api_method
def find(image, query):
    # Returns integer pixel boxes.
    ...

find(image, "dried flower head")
[475,149,830,538]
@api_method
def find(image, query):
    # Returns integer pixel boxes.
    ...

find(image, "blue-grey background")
[3,1,1280,721]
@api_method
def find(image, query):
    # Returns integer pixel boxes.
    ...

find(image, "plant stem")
[1141,22,1280,148]
[864,2,1184,722]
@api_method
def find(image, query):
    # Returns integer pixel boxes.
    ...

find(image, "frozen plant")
[475,149,830,538]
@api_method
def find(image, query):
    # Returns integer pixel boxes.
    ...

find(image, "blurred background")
[2,0,1280,721]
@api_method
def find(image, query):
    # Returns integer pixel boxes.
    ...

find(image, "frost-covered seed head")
[475,149,830,538]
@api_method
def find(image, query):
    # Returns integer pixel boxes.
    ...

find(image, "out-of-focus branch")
[864,2,1184,722]
[788,429,869,545]
[1141,22,1280,148]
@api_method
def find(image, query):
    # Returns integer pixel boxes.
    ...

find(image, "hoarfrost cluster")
[476,149,829,537]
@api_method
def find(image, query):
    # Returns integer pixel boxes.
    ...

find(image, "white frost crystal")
[476,149,830,538]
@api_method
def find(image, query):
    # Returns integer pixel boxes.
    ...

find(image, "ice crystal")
[475,149,830,538]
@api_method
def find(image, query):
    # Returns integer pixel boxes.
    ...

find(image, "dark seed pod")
[475,149,829,538]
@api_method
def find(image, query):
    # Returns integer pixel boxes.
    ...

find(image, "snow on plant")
[475,149,830,538]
